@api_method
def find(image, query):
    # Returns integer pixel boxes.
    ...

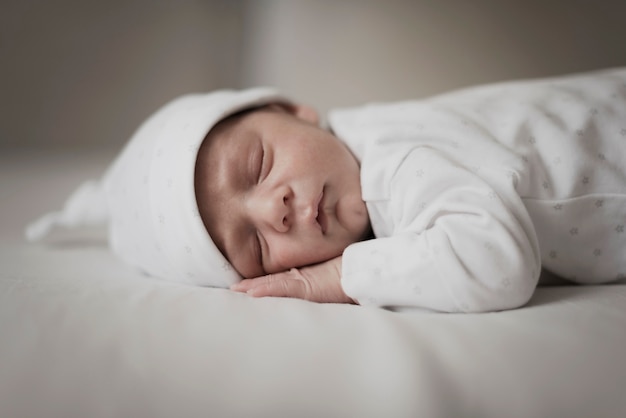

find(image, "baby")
[194,103,372,304]
[28,68,626,312]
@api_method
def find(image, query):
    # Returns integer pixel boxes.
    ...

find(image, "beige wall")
[2,0,626,148]
[1,0,245,148]
[241,0,626,114]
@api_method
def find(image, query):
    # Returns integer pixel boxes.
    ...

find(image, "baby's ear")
[289,104,320,126]
[269,103,320,126]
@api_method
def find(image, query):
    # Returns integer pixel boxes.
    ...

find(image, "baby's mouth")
[316,189,328,234]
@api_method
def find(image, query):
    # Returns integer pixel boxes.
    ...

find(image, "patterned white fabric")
[329,67,626,312]
[26,88,291,287]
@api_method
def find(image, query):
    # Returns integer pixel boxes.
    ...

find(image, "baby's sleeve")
[341,147,541,312]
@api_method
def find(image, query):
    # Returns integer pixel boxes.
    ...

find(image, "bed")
[1,147,625,418]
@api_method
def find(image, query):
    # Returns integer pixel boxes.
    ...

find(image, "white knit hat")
[26,87,291,287]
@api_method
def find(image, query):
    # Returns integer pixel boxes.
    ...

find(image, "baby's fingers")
[246,276,307,299]
[231,270,310,299]
[230,275,286,293]
[230,278,257,293]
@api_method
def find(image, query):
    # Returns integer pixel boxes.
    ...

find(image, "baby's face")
[195,104,371,278]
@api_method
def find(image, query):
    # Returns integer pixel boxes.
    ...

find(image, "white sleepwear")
[328,68,626,312]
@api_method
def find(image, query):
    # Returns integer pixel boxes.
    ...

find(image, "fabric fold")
[25,180,108,242]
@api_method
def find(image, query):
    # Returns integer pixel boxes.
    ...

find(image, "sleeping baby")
[27,67,626,312]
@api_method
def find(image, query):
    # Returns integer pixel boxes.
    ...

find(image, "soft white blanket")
[2,149,626,418]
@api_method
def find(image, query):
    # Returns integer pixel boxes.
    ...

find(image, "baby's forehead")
[196,107,256,162]
[195,106,271,208]
[210,104,272,137]
[199,103,297,160]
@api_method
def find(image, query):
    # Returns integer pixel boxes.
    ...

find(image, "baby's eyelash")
[257,146,265,183]
[255,231,264,270]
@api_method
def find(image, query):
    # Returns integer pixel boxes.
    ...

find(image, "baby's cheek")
[338,197,371,241]
[271,240,332,271]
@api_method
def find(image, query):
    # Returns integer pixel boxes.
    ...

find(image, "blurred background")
[2,0,626,150]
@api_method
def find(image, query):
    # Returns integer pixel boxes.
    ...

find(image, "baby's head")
[195,101,370,279]
[103,88,370,287]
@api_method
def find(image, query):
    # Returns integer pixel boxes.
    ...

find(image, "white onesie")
[328,68,626,312]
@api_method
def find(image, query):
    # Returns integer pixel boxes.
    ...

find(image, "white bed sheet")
[1,148,625,418]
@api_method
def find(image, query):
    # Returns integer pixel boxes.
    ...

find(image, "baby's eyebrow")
[235,138,258,189]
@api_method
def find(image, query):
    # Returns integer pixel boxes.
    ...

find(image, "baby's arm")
[231,255,356,304]
[232,148,540,312]
[341,147,541,312]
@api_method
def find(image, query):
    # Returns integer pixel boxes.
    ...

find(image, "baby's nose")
[251,185,292,233]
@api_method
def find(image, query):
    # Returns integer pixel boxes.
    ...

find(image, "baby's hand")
[230,256,356,304]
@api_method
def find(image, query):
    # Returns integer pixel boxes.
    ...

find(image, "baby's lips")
[316,189,328,233]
